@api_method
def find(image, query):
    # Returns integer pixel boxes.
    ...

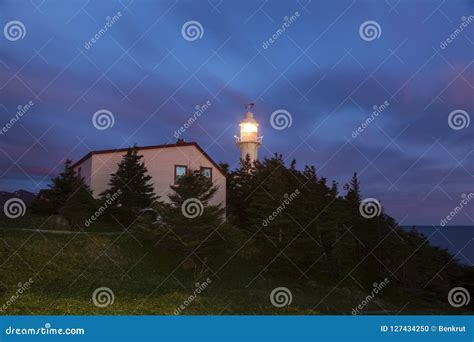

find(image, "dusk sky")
[0,0,472,225]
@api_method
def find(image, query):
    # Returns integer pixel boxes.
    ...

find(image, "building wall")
[74,145,226,208]
[76,156,92,187]
[239,141,259,162]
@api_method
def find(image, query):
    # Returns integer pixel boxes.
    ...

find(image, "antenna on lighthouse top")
[245,102,255,113]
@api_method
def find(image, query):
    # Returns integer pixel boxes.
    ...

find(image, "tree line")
[30,147,473,308]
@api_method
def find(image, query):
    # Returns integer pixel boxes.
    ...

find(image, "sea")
[402,226,474,266]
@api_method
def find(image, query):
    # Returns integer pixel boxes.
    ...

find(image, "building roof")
[71,141,226,176]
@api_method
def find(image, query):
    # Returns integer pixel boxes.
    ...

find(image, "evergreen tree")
[32,159,95,227]
[152,170,226,278]
[344,172,362,209]
[100,146,157,226]
[242,155,310,276]
[129,149,472,310]
[218,162,229,175]
[226,154,256,231]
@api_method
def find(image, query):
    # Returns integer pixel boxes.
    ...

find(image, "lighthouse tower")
[234,104,263,163]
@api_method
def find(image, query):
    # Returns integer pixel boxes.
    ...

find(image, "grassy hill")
[0,227,466,315]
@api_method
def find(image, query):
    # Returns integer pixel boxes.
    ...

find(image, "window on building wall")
[200,167,212,181]
[175,165,187,183]
[78,167,82,178]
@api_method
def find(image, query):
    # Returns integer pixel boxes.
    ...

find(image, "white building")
[235,105,263,163]
[71,140,226,207]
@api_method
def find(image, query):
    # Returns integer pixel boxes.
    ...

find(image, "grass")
[0,223,466,315]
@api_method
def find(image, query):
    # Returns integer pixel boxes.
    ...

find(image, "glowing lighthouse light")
[241,122,258,133]
[235,103,263,163]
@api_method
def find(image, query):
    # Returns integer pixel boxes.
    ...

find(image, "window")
[200,167,212,181]
[175,165,187,183]
[78,167,82,178]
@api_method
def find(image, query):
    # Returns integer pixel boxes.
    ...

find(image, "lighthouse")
[235,103,263,163]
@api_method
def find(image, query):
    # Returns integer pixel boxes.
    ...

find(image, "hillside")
[0,190,36,207]
[0,228,466,315]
